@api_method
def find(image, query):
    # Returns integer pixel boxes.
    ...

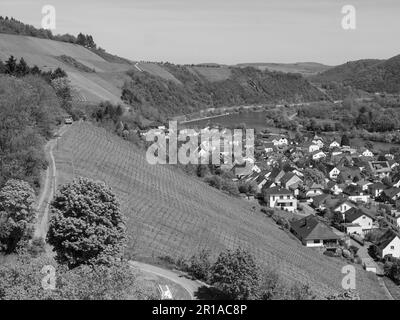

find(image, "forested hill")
[121,63,326,117]
[311,55,400,94]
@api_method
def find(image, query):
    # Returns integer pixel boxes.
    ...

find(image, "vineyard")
[53,122,387,299]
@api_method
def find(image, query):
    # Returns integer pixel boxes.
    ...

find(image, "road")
[34,125,70,239]
[129,261,205,300]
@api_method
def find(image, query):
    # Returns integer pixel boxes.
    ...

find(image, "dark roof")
[290,215,340,241]
[312,193,330,207]
[377,229,399,250]
[344,208,372,223]
[280,172,300,186]
[383,187,400,199]
[343,184,363,196]
[263,186,292,196]
[368,182,386,190]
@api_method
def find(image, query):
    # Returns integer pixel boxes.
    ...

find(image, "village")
[162,124,400,279]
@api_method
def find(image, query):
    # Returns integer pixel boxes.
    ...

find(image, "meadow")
[52,122,387,299]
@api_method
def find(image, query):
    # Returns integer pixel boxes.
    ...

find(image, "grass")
[52,122,388,299]
[383,277,400,300]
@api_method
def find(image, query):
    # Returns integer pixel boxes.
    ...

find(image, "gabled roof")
[376,229,399,250]
[343,184,363,196]
[263,186,292,196]
[383,187,400,199]
[368,182,386,190]
[344,208,373,223]
[280,172,301,186]
[290,215,340,241]
[312,193,331,207]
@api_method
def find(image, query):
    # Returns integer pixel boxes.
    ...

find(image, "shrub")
[210,248,260,300]
[0,179,37,253]
[187,249,212,282]
[47,177,126,268]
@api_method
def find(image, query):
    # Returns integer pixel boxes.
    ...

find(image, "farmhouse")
[376,230,400,259]
[290,215,340,248]
[263,187,297,212]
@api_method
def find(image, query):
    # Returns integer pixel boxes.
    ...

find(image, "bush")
[210,248,260,300]
[187,249,212,282]
[47,177,126,268]
[0,180,37,253]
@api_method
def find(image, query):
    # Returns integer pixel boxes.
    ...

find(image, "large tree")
[0,179,37,253]
[47,177,126,268]
[210,248,260,300]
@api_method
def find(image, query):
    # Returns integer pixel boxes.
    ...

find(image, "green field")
[52,122,387,299]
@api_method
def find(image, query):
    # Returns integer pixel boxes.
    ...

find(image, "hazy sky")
[1,0,399,65]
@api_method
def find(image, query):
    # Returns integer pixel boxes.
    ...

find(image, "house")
[290,215,340,248]
[343,208,374,235]
[270,136,288,146]
[329,140,341,149]
[263,187,297,212]
[264,142,275,153]
[326,181,343,195]
[343,184,369,203]
[368,182,386,198]
[279,172,302,196]
[311,193,331,211]
[360,148,374,158]
[333,200,355,214]
[391,173,400,188]
[337,166,361,183]
[383,210,400,231]
[357,180,373,192]
[312,138,324,148]
[381,187,400,203]
[305,183,325,198]
[368,161,391,179]
[302,142,320,153]
[326,165,341,180]
[311,150,326,160]
[376,229,400,259]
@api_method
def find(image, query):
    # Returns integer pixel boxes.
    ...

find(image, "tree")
[341,134,350,147]
[4,55,17,75]
[303,168,325,185]
[47,177,126,268]
[0,180,37,253]
[210,248,260,300]
[16,57,30,76]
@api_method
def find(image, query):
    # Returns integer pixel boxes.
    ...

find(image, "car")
[64,117,73,125]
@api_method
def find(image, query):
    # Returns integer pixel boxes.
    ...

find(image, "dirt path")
[129,261,205,300]
[34,125,70,239]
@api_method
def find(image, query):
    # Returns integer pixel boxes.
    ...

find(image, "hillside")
[0,33,133,104]
[53,121,387,299]
[237,62,332,76]
[311,55,400,93]
[122,64,326,117]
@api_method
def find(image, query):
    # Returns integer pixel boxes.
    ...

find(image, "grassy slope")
[0,33,133,104]
[53,122,386,299]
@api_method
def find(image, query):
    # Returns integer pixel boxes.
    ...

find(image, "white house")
[312,151,326,160]
[329,140,340,149]
[272,137,288,146]
[334,200,355,213]
[290,215,340,248]
[361,148,374,158]
[343,208,374,235]
[327,166,340,180]
[377,230,400,259]
[263,187,297,212]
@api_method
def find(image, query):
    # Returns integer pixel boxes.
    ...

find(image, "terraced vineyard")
[53,122,387,299]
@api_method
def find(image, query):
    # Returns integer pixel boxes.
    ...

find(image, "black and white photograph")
[0,0,400,309]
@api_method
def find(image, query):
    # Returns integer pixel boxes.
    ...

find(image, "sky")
[1,0,399,65]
